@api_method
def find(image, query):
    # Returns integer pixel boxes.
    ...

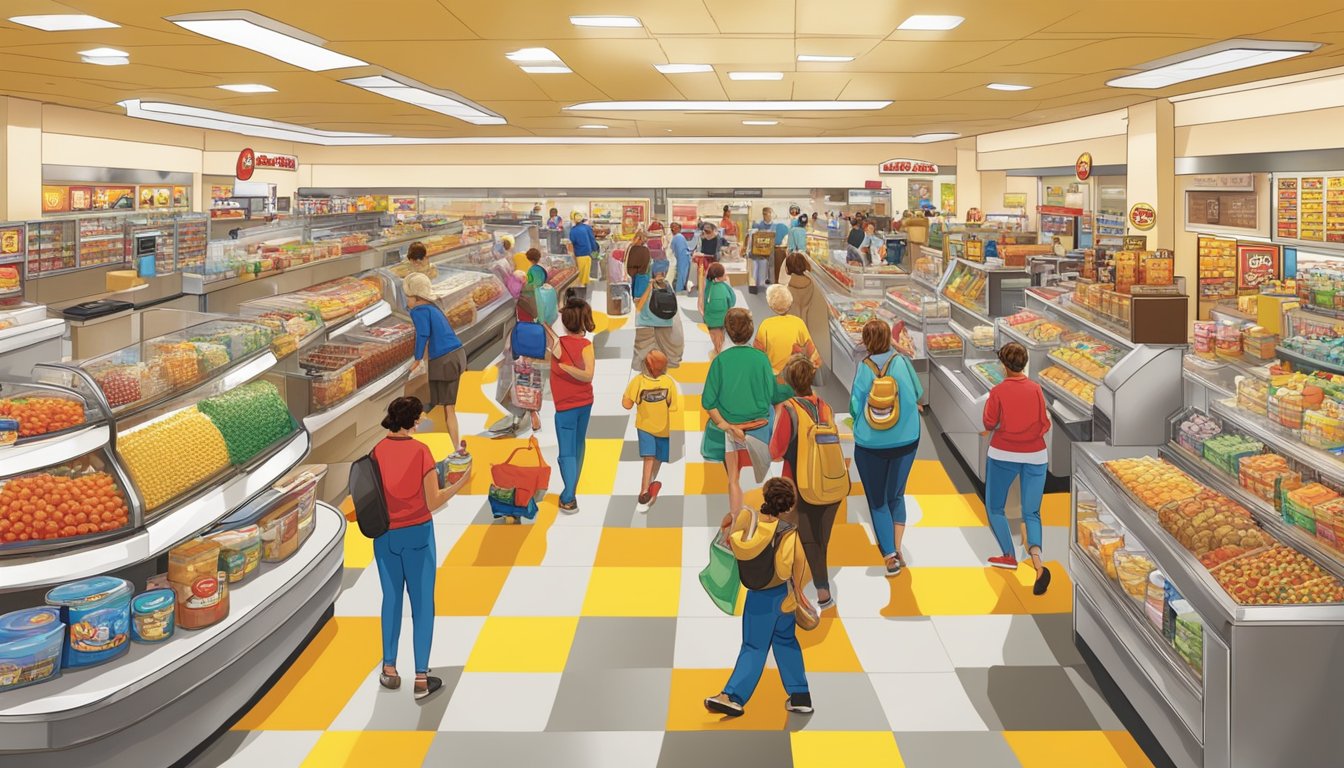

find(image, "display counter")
[805,236,906,296]
[0,304,64,378]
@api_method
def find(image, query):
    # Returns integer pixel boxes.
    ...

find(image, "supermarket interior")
[4,2,1344,768]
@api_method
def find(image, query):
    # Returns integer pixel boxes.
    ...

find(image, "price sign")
[1237,243,1280,290]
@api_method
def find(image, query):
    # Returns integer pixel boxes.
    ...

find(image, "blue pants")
[853,442,920,557]
[752,257,771,288]
[723,583,808,705]
[986,457,1047,555]
[373,521,437,674]
[674,257,690,292]
[555,403,593,504]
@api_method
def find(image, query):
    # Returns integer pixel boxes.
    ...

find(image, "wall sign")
[940,183,956,215]
[1122,235,1149,251]
[1186,189,1258,232]
[1003,192,1027,208]
[236,148,297,181]
[1189,173,1255,191]
[1075,152,1093,181]
[1237,243,1281,290]
[0,226,22,255]
[879,158,939,175]
[1129,202,1157,231]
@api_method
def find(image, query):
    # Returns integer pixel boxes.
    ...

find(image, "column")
[955,138,981,214]
[1125,100,1176,249]
[1,97,43,221]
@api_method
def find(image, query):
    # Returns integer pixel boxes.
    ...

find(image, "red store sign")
[236,148,298,180]
[879,158,939,175]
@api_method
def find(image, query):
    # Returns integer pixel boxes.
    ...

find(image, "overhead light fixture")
[566,100,890,111]
[506,47,562,63]
[729,71,784,81]
[119,100,387,143]
[797,54,854,62]
[987,83,1032,91]
[79,48,129,66]
[569,16,641,28]
[342,74,505,125]
[218,83,277,93]
[655,63,713,74]
[9,14,118,31]
[742,120,778,126]
[578,124,608,129]
[1106,40,1320,89]
[915,133,959,142]
[898,15,964,31]
[167,12,366,71]
[520,65,572,74]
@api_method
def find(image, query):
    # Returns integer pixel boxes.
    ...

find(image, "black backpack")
[649,282,678,320]
[348,452,390,538]
[737,520,794,590]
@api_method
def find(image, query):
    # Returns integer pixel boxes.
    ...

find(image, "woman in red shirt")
[980,342,1052,594]
[372,396,456,700]
[547,297,596,511]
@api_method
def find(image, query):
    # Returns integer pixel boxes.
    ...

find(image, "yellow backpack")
[786,398,851,505]
[864,356,900,430]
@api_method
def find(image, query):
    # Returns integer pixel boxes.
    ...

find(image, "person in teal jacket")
[703,308,794,514]
[848,319,924,576]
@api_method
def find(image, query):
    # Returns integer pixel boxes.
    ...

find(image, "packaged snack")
[1215,321,1243,360]
[169,538,222,584]
[172,571,229,630]
[1144,571,1166,631]
[131,589,176,643]
[209,527,262,583]
[1114,546,1155,605]
[259,503,299,562]
[0,607,65,691]
[1172,601,1203,677]
[44,576,132,669]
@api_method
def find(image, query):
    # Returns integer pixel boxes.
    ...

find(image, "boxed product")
[1238,453,1302,506]
[1201,433,1263,476]
[1176,412,1221,455]
[1315,498,1344,550]
[1140,251,1174,286]
[1215,321,1243,361]
[1172,600,1203,677]
[1242,326,1279,361]
[1282,483,1339,535]
[169,539,230,630]
[44,576,132,669]
[1144,571,1166,632]
[1303,406,1344,450]
[1192,321,1216,359]
[0,607,65,691]
[1235,374,1270,415]
[130,589,176,643]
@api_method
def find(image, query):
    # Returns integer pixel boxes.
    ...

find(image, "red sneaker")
[647,481,662,504]
[988,554,1019,570]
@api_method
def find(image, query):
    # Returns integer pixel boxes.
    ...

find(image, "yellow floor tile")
[686,462,729,495]
[576,438,624,495]
[458,435,547,496]
[434,566,511,616]
[594,528,683,567]
[465,616,579,673]
[1104,731,1156,768]
[911,494,990,527]
[300,731,435,768]
[880,567,1025,617]
[992,561,1073,614]
[791,731,904,768]
[341,499,374,569]
[666,668,788,731]
[798,617,864,672]
[672,394,709,432]
[1041,492,1073,527]
[904,460,961,494]
[1004,731,1138,768]
[233,617,380,730]
[669,361,711,384]
[443,524,544,567]
[582,567,681,617]
[453,369,506,424]
[824,523,884,566]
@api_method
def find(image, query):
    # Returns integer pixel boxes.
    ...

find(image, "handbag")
[490,436,552,502]
[510,320,547,359]
[699,530,741,615]
[536,283,558,325]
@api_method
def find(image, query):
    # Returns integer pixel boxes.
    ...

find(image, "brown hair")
[861,319,892,356]
[784,252,810,276]
[759,477,796,517]
[644,349,668,377]
[998,341,1028,373]
[407,242,427,261]
[381,396,423,431]
[724,308,754,344]
[782,354,815,396]
[561,296,596,334]
[706,262,726,281]
[526,247,542,264]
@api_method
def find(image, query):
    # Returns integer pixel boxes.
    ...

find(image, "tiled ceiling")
[1,0,1343,141]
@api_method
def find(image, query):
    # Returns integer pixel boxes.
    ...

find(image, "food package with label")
[1113,251,1139,293]
[0,607,65,691]
[1282,483,1339,535]
[1113,546,1155,606]
[209,526,262,583]
[274,464,326,545]
[44,576,132,669]
[1201,433,1264,476]
[1241,326,1279,361]
[1139,252,1174,286]
[259,503,300,562]
[130,589,175,643]
[1171,601,1203,677]
[1215,320,1243,361]
[169,539,229,629]
[1193,321,1216,360]
[1237,453,1302,506]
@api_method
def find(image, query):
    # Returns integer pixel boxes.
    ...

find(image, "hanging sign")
[1237,243,1280,290]
[879,158,939,175]
[1129,202,1157,231]
[1189,173,1255,191]
[1075,152,1093,181]
[236,148,297,181]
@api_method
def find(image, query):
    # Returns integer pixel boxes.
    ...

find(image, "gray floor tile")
[955,666,1101,731]
[548,667,672,731]
[656,732,792,768]
[604,497,687,528]
[894,731,1024,768]
[1032,613,1086,666]
[1065,664,1126,731]
[784,672,889,731]
[426,731,664,768]
[588,414,634,438]
[566,617,678,670]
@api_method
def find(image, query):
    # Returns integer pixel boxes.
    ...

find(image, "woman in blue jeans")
[372,397,455,700]
[547,297,597,511]
[849,319,924,576]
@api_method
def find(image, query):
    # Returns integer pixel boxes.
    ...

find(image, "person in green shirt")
[698,262,737,357]
[702,307,794,514]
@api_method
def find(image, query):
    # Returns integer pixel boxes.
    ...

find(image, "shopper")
[570,211,599,287]
[770,355,843,609]
[405,241,436,276]
[720,204,738,239]
[860,221,884,265]
[546,207,564,231]
[670,222,693,294]
[623,349,680,512]
[780,253,832,373]
[846,215,866,250]
[547,297,596,511]
[754,284,821,374]
[849,319,923,576]
[626,230,651,277]
[785,215,809,263]
[699,262,737,357]
[495,233,518,268]
[704,477,814,718]
[632,263,685,371]
[751,207,787,291]
[404,273,466,453]
[981,341,1052,594]
[703,308,793,515]
[372,396,455,701]
[516,247,549,328]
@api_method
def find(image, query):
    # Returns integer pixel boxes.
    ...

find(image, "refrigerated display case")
[911,244,945,293]
[884,282,949,331]
[25,220,76,276]
[174,214,208,274]
[372,261,510,360]
[806,243,906,295]
[824,297,901,392]
[1277,304,1344,375]
[75,217,126,269]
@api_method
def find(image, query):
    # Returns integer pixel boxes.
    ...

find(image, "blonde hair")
[403,272,435,302]
[765,283,793,314]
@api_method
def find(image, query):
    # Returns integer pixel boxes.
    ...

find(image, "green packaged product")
[197,381,296,465]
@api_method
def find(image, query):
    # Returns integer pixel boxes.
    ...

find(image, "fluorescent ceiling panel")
[566,100,891,111]
[79,47,129,65]
[798,55,854,62]
[168,14,366,71]
[569,16,641,28]
[341,75,505,125]
[1107,42,1319,89]
[656,63,713,74]
[898,15,964,31]
[218,83,277,93]
[520,65,572,74]
[729,71,784,81]
[506,47,562,63]
[742,120,778,125]
[578,124,608,129]
[987,83,1032,91]
[9,14,117,31]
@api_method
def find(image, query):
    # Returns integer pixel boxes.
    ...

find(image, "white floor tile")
[681,526,721,568]
[190,730,322,768]
[845,617,955,673]
[438,672,562,732]
[672,615,749,669]
[901,528,984,568]
[931,615,1059,668]
[828,566,899,618]
[539,526,605,566]
[869,672,989,731]
[491,566,592,616]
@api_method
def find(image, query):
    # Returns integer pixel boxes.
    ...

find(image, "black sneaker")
[1033,566,1052,596]
[414,675,443,701]
[786,692,813,713]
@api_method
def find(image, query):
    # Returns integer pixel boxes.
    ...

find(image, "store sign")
[236,148,297,181]
[1075,152,1093,181]
[1237,243,1281,289]
[1003,192,1028,208]
[1189,173,1255,191]
[1129,202,1157,231]
[879,158,939,175]
[0,226,21,255]
[1122,235,1149,251]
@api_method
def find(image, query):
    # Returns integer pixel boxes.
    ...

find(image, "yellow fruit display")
[118,409,230,511]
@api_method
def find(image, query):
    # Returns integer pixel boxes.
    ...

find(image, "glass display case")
[0,223,24,307]
[939,258,1030,326]
[175,213,208,273]
[294,317,416,413]
[0,379,97,444]
[1278,304,1344,375]
[127,214,178,275]
[912,244,945,291]
[26,220,76,275]
[544,248,578,291]
[825,297,898,389]
[286,276,384,326]
[0,437,136,555]
[76,216,126,269]
[884,282,949,330]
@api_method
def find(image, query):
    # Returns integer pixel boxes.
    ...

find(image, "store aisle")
[187,283,1152,768]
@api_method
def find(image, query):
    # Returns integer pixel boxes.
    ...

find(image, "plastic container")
[1144,571,1166,632]
[209,526,262,583]
[275,465,325,547]
[1172,600,1203,677]
[0,607,65,691]
[169,539,223,585]
[131,589,176,643]
[1114,546,1155,606]
[44,576,133,669]
[260,503,299,562]
[1093,529,1124,579]
[172,572,229,630]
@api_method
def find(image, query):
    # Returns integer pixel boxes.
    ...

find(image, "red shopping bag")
[491,437,552,502]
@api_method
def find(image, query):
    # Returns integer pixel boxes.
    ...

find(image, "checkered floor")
[188,286,1153,768]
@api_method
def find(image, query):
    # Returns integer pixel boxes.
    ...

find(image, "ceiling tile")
[861,40,1012,72]
[701,0,795,34]
[658,36,795,64]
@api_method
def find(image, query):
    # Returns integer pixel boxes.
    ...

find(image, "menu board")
[1185,190,1258,231]
[1237,243,1280,290]
[1276,177,1298,239]
[1300,177,1324,241]
[1273,173,1344,249]
[1329,177,1344,244]
[42,184,137,213]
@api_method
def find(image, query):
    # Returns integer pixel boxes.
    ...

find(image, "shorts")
[637,429,670,463]
[428,347,467,407]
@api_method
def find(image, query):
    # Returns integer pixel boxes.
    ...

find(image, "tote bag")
[698,530,741,615]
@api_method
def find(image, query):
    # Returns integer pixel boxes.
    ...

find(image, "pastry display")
[925,332,963,356]
[1212,545,1344,605]
[1040,366,1097,405]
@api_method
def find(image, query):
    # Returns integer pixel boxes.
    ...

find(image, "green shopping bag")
[698,530,741,615]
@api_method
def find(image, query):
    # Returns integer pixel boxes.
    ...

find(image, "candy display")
[150,341,204,388]
[0,394,85,439]
[196,381,297,466]
[1212,545,1344,605]
[0,465,131,546]
[45,576,132,669]
[185,321,273,363]
[345,322,417,386]
[0,607,64,691]
[89,362,170,409]
[1041,366,1097,405]
[1201,433,1264,475]
[973,361,1005,387]
[118,408,231,511]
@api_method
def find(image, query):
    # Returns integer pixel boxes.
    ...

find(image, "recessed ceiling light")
[9,14,118,31]
[566,100,890,111]
[342,75,505,125]
[521,65,572,74]
[569,16,641,28]
[506,47,561,63]
[898,15,964,31]
[218,83,277,93]
[798,54,854,63]
[79,48,129,66]
[742,120,778,125]
[729,71,784,81]
[655,63,713,74]
[168,13,366,71]
[987,83,1032,91]
[1107,41,1320,88]
[579,124,608,129]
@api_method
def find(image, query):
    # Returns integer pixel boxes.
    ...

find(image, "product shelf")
[1039,369,1095,415]
[1045,349,1107,387]
[1207,397,1344,486]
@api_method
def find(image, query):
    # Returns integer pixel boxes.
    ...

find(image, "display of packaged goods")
[291,276,383,321]
[87,361,171,410]
[1171,600,1203,676]
[1176,411,1222,454]
[1241,326,1279,361]
[1303,403,1344,449]
[0,390,87,440]
[1093,528,1125,579]
[1104,456,1205,510]
[186,320,274,362]
[1001,310,1045,330]
[886,286,950,319]
[344,321,417,385]
[942,261,989,311]
[1144,571,1167,631]
[1193,321,1216,359]
[45,576,132,669]
[209,526,262,583]
[1157,491,1271,557]
[0,454,132,549]
[1212,544,1344,605]
[259,503,299,562]
[925,332,963,356]
[169,539,230,630]
[1198,236,1238,301]
[973,361,1006,387]
[1114,546,1156,605]
[130,589,175,643]
[1050,332,1123,380]
[1238,453,1303,505]
[274,464,326,546]
[445,299,476,329]
[1314,498,1344,550]
[1282,482,1339,535]
[118,408,231,511]
[970,324,996,350]
[0,607,65,691]
[1201,433,1264,475]
[196,381,297,466]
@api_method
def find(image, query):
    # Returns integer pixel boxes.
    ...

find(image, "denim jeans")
[674,257,690,292]
[853,441,920,557]
[752,256,771,288]
[555,403,593,504]
[373,521,437,674]
[723,583,809,705]
[986,456,1047,555]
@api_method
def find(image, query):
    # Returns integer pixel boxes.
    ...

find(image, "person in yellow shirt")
[704,478,815,718]
[754,284,822,373]
[622,349,680,511]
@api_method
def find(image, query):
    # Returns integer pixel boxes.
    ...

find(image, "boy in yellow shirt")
[754,284,822,374]
[622,349,680,511]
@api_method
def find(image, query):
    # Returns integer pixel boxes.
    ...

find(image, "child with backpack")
[770,355,849,610]
[849,319,924,577]
[705,477,816,719]
[622,349,680,511]
[699,262,736,357]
